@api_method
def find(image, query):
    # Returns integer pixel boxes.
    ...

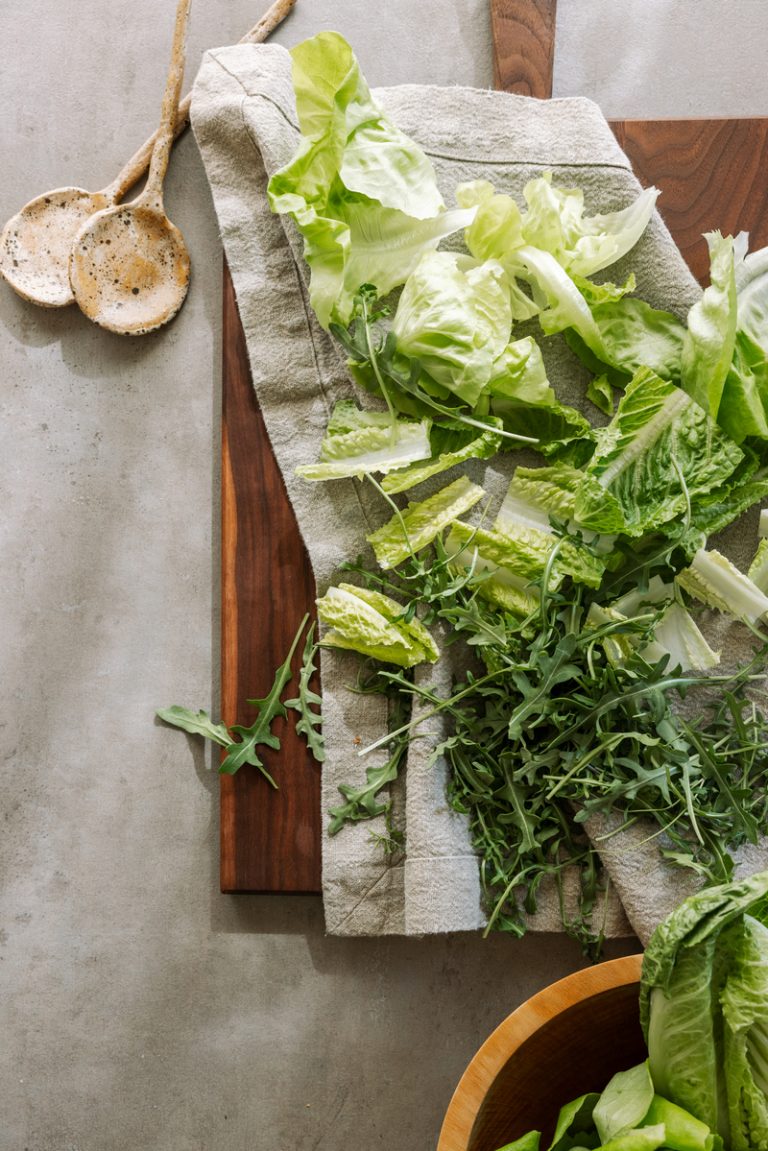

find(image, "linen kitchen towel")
[191,42,765,943]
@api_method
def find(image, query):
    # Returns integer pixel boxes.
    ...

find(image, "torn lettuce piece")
[684,449,768,537]
[507,244,607,358]
[643,602,720,672]
[366,475,485,570]
[391,251,512,407]
[296,401,431,480]
[677,548,768,625]
[594,1062,655,1145]
[455,179,540,321]
[681,231,745,420]
[381,419,503,494]
[316,583,438,667]
[720,915,768,1151]
[448,515,605,592]
[487,337,596,460]
[717,329,768,443]
[578,367,743,537]
[444,523,540,616]
[748,538,768,592]
[456,173,658,279]
[520,172,659,277]
[565,297,686,387]
[268,32,473,326]
[736,243,768,355]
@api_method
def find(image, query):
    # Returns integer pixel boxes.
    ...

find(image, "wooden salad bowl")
[437,953,645,1151]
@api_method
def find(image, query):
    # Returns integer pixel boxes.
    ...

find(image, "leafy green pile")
[159,31,768,948]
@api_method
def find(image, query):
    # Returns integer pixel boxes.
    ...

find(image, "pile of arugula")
[159,32,768,950]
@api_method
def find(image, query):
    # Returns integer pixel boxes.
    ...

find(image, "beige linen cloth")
[191,43,767,943]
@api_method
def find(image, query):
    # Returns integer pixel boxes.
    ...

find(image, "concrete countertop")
[3,2,768,1147]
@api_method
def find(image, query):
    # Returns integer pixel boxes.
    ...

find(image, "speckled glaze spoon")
[0,0,296,309]
[68,0,193,335]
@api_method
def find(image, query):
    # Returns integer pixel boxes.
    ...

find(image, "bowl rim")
[436,952,644,1151]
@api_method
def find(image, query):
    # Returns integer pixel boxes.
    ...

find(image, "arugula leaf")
[285,622,325,763]
[155,707,230,747]
[220,615,310,782]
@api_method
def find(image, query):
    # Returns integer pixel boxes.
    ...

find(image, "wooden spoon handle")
[141,0,192,211]
[106,0,296,203]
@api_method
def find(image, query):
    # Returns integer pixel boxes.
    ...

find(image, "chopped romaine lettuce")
[748,538,768,592]
[316,583,438,667]
[366,475,485,569]
[381,419,503,494]
[681,231,745,420]
[295,400,431,480]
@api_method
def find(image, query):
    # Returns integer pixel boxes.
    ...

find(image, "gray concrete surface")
[2,2,767,1148]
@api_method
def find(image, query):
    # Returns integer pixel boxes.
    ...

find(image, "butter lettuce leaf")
[521,172,659,277]
[565,297,685,386]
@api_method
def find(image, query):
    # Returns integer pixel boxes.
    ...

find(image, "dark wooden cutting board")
[220,0,768,894]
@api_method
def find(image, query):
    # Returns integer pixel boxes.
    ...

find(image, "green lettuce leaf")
[548,1093,600,1151]
[578,367,743,537]
[721,915,768,1151]
[487,337,596,460]
[594,1127,667,1151]
[593,1062,655,1145]
[268,32,473,326]
[295,400,431,480]
[641,870,768,1141]
[316,582,438,667]
[718,330,768,443]
[520,172,659,277]
[565,297,685,387]
[391,252,512,406]
[748,538,768,592]
[366,475,485,569]
[676,548,768,625]
[643,1095,721,1151]
[681,231,744,419]
[736,244,768,354]
[381,419,503,494]
[642,601,720,672]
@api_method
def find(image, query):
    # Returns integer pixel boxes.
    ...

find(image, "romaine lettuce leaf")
[366,475,485,569]
[643,601,720,672]
[391,251,512,406]
[487,337,596,460]
[316,582,438,666]
[578,367,743,537]
[295,400,431,480]
[736,244,768,354]
[641,870,768,1142]
[593,1062,655,1144]
[748,538,768,592]
[676,548,768,625]
[565,297,685,387]
[717,330,768,443]
[381,419,503,494]
[681,231,745,420]
[721,915,768,1151]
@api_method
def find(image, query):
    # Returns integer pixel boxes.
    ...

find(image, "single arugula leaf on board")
[157,615,312,788]
[328,729,408,834]
[285,622,325,763]
[155,707,231,747]
[220,615,310,783]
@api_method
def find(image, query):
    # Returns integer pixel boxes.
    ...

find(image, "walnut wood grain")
[221,264,321,894]
[613,118,768,284]
[437,955,644,1151]
[491,0,558,98]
